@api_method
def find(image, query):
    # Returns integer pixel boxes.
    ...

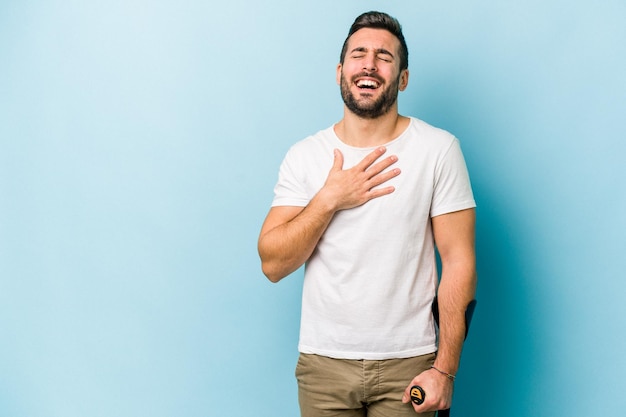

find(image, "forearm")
[258,193,337,282]
[434,262,476,375]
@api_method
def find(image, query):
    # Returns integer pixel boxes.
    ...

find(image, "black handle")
[409,385,426,405]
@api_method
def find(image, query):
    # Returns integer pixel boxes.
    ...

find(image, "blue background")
[1,1,625,416]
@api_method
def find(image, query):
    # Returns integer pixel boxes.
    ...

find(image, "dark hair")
[339,11,409,71]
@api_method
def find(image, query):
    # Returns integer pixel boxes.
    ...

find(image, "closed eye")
[349,47,395,62]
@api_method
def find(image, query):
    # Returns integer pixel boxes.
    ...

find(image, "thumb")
[331,148,344,171]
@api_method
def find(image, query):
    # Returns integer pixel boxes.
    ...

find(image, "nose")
[362,53,377,72]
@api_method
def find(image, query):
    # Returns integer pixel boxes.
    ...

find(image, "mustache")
[351,72,384,83]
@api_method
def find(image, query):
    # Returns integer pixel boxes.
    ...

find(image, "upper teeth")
[357,80,379,88]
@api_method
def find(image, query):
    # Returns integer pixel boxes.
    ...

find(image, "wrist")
[312,188,340,214]
[430,365,456,381]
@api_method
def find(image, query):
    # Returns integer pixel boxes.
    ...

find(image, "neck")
[334,106,409,148]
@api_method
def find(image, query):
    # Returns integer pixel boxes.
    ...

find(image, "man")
[258,11,476,417]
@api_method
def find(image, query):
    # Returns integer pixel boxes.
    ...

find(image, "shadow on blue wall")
[408,77,547,416]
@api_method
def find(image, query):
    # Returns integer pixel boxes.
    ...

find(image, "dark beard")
[340,72,400,119]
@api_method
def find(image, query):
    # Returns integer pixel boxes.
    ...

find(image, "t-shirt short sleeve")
[271,147,310,207]
[430,138,476,217]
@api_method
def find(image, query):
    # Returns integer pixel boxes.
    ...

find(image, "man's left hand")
[401,367,454,413]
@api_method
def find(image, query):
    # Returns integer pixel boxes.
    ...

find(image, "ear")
[336,63,342,85]
[398,69,409,91]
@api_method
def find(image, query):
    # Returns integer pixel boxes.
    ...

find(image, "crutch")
[410,297,477,417]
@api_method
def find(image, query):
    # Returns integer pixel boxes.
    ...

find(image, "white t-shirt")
[272,117,475,360]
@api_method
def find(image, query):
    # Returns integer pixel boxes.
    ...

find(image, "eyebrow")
[350,47,395,59]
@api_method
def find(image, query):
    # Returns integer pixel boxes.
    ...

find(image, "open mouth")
[355,79,380,90]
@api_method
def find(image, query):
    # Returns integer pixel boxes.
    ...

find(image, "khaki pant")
[296,352,436,417]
